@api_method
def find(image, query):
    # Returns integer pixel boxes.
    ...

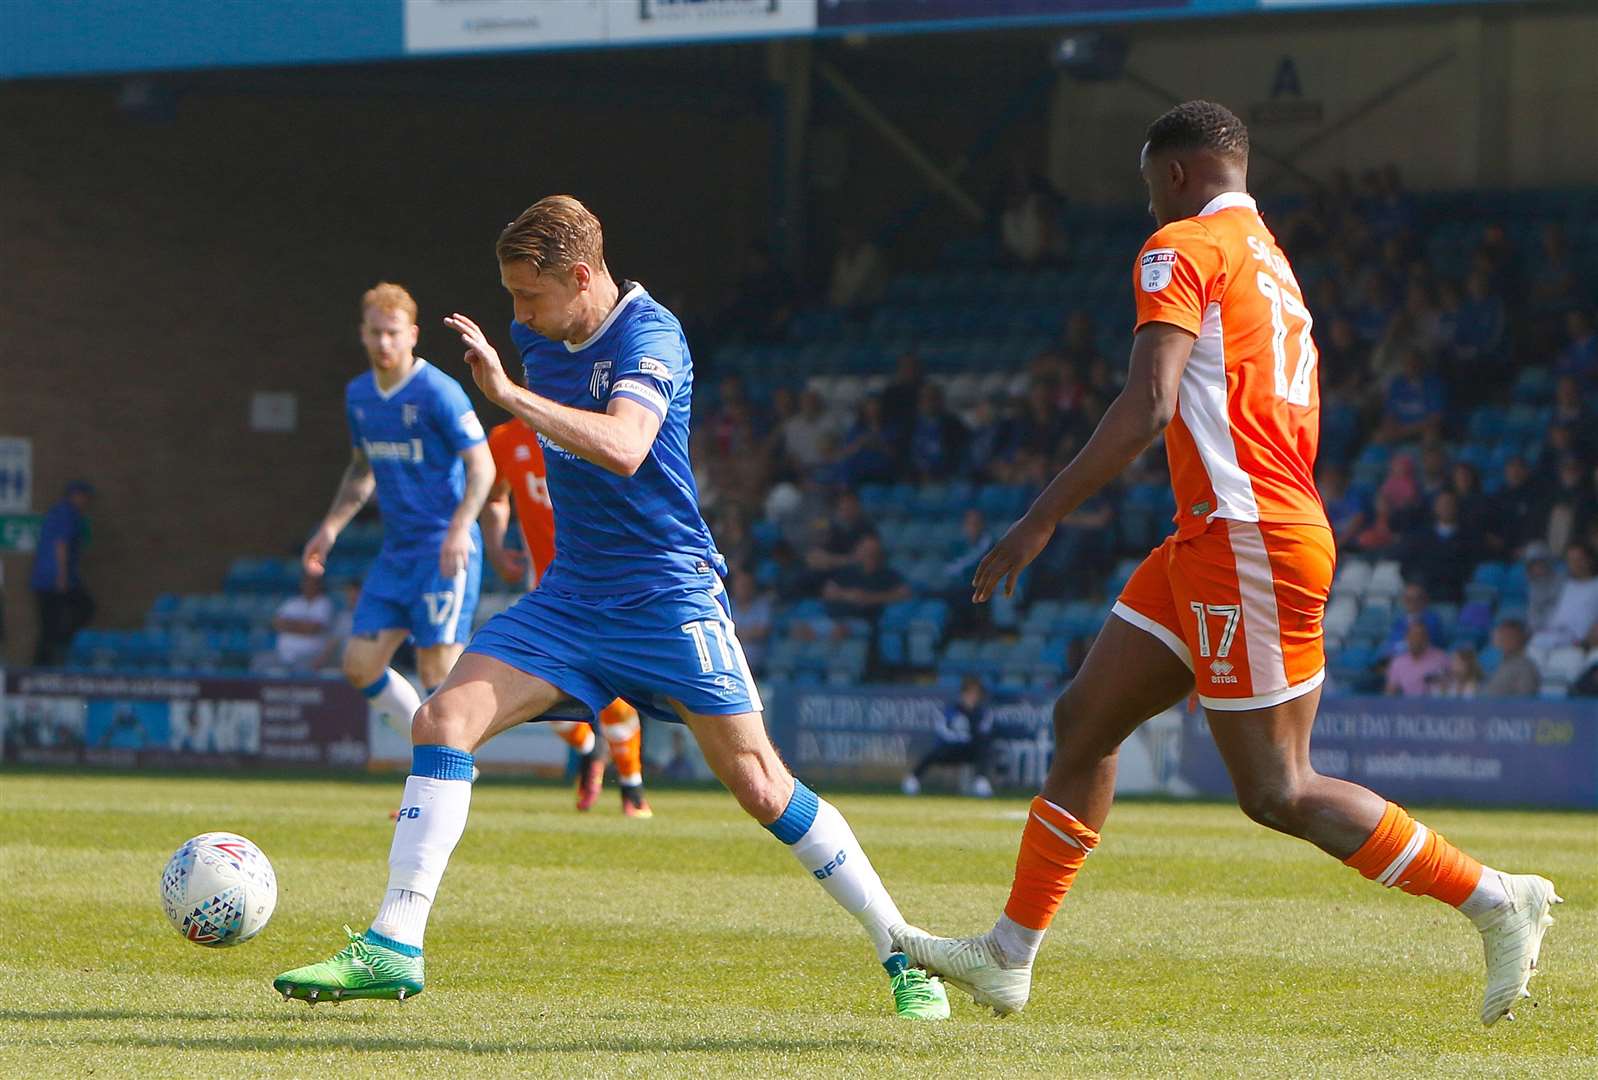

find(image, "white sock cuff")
[991,912,1046,968]
[371,888,432,950]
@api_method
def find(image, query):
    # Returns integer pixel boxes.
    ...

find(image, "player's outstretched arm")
[304,446,374,575]
[972,321,1195,602]
[444,313,662,477]
[440,443,494,577]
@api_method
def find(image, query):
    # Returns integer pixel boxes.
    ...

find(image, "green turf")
[1,771,1592,1078]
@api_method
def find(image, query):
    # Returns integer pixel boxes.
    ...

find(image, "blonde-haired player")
[895,102,1559,1026]
[305,283,493,734]
[482,417,652,817]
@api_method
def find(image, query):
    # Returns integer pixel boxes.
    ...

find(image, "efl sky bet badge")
[1140,248,1178,292]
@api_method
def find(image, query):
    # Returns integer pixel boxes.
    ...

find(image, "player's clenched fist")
[302,524,336,577]
[445,313,515,406]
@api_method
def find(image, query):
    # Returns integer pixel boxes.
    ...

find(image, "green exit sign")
[0,513,42,553]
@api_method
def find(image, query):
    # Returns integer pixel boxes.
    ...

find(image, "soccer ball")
[160,832,277,947]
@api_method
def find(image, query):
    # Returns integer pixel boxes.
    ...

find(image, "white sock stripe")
[1030,811,1087,852]
[1378,823,1428,887]
[1038,797,1084,826]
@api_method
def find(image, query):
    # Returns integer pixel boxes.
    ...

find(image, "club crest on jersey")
[1140,248,1178,292]
[589,360,613,399]
[402,404,419,427]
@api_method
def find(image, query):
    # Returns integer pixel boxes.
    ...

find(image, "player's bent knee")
[1234,777,1310,836]
[723,767,793,824]
[341,653,380,689]
[410,697,473,751]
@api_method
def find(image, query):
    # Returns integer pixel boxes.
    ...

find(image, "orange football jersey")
[487,420,556,583]
[1133,192,1327,540]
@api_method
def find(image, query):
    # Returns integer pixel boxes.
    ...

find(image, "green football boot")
[886,952,950,1020]
[273,927,424,1004]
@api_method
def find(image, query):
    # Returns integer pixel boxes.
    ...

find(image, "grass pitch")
[1,771,1593,1078]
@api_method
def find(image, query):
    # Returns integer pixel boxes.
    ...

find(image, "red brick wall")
[0,70,771,664]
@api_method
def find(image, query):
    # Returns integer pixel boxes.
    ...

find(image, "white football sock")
[364,669,422,735]
[375,754,473,949]
[1460,867,1512,926]
[371,888,432,949]
[786,797,907,963]
[990,912,1046,968]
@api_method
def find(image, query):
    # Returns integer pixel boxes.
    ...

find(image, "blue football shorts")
[466,575,763,724]
[352,543,482,648]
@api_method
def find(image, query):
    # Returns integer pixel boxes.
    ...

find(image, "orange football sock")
[1002,797,1100,932]
[599,700,643,785]
[1344,801,1483,907]
[552,720,596,755]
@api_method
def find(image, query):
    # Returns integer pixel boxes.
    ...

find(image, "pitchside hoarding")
[765,687,1598,808]
[2,670,368,770]
[1181,697,1598,809]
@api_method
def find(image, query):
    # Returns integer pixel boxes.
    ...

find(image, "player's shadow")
[76,1030,887,1055]
[0,1007,376,1025]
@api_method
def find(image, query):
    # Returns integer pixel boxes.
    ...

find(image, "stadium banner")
[403,1,609,55]
[765,687,1598,808]
[765,686,1186,795]
[366,705,573,774]
[610,0,818,42]
[405,0,815,55]
[1,670,368,771]
[1180,697,1598,809]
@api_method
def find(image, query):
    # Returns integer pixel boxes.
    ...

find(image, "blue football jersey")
[509,281,721,595]
[345,360,486,551]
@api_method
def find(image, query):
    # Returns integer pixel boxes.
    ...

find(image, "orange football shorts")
[1113,519,1334,710]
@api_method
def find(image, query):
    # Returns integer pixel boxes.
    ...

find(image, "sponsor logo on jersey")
[363,438,425,462]
[536,431,583,462]
[637,357,671,380]
[1191,500,1212,516]
[589,360,613,399]
[1140,247,1178,292]
[514,445,531,461]
[458,411,485,441]
[402,404,419,428]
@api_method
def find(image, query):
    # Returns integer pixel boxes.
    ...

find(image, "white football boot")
[1476,873,1562,1026]
[893,925,1031,1015]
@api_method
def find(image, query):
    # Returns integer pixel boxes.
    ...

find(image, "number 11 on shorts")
[681,619,733,674]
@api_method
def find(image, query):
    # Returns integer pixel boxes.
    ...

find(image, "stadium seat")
[1366,561,1404,601]
[1544,646,1588,683]
[1332,557,1372,598]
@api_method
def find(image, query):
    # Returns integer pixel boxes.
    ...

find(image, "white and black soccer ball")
[160,832,277,947]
